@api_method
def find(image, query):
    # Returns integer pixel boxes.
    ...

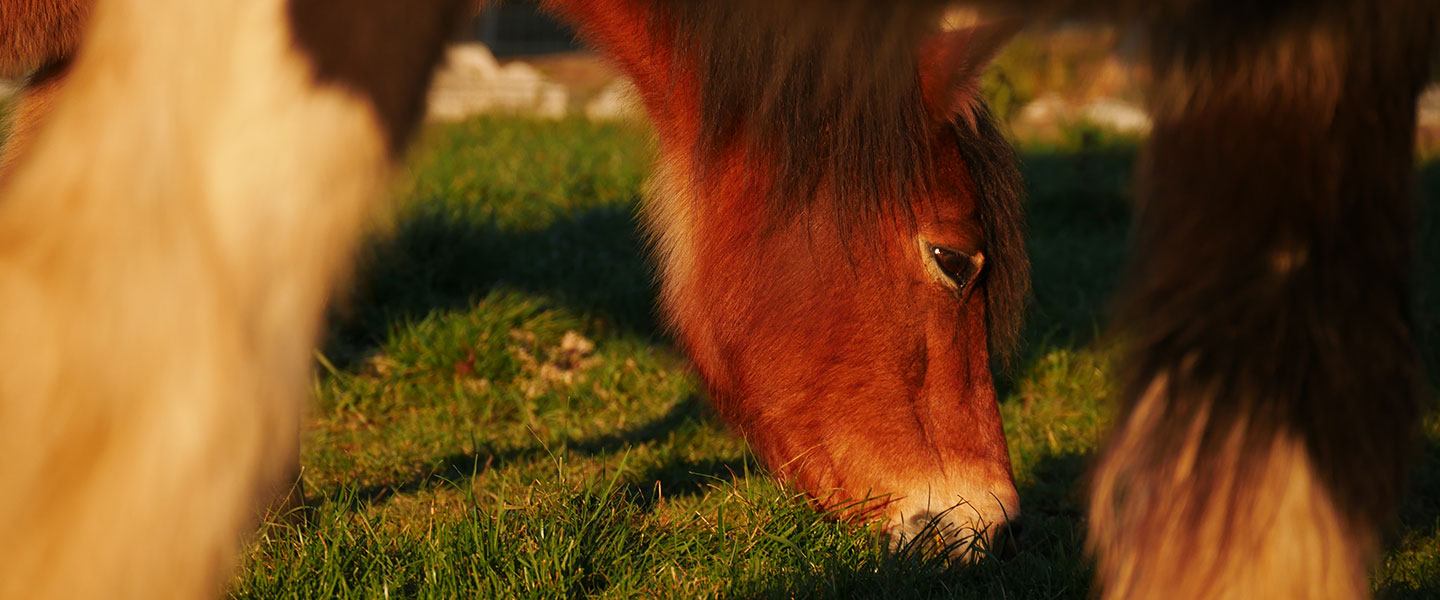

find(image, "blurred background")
[431,0,1440,152]
[2,1,1436,150]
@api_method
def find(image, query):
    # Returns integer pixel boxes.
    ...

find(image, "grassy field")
[212,117,1438,598]
[0,94,1436,596]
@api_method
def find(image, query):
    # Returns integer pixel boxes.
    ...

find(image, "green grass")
[219,116,1440,598]
[0,104,1430,595]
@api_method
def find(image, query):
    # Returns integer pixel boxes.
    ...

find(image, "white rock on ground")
[427,43,569,120]
[1016,93,1151,135]
[585,78,644,122]
[1080,98,1151,134]
[1017,82,1440,137]
[1015,94,1069,128]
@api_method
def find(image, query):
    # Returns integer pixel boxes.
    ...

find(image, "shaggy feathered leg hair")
[0,0,466,596]
[1088,2,1438,598]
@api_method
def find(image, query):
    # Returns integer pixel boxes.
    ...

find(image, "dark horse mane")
[672,0,947,219]
[953,104,1029,368]
[670,1,1028,366]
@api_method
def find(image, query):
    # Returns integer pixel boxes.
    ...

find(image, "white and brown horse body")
[1,1,1436,598]
[0,0,466,596]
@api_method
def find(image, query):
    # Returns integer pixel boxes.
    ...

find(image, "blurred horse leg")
[0,0,466,596]
[1088,2,1438,598]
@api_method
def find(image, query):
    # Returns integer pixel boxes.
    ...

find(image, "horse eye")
[930,245,984,291]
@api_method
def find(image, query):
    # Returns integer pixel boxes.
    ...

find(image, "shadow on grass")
[1381,438,1440,598]
[620,454,753,511]
[996,141,1134,400]
[1371,159,1440,599]
[1416,160,1440,379]
[325,200,662,369]
[328,395,739,507]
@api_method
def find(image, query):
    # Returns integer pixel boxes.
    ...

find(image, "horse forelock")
[954,104,1029,369]
[667,1,1027,367]
[672,0,949,226]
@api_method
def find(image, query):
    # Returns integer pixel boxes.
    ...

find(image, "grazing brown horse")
[545,0,1030,544]
[1,0,1436,599]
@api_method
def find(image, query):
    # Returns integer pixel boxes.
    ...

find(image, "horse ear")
[920,14,1023,128]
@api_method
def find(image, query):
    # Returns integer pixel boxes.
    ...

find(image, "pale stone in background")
[1014,93,1150,137]
[1080,98,1151,134]
[427,43,569,120]
[584,78,644,122]
[1015,83,1439,142]
[1015,94,1069,129]
[443,43,501,80]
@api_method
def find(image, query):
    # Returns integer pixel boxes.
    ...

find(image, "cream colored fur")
[0,0,393,595]
[639,154,697,330]
[1089,376,1368,600]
